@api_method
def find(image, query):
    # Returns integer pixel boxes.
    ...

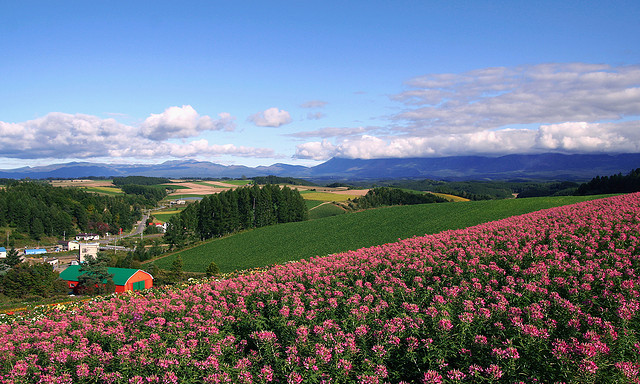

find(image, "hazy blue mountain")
[1,153,640,181]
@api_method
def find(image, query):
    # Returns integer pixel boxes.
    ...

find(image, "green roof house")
[59,265,153,293]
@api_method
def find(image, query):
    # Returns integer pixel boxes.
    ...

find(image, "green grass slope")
[152,195,611,273]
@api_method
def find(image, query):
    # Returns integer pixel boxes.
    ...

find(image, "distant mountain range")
[2,153,640,181]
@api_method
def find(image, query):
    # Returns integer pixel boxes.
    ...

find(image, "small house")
[0,247,6,258]
[75,233,100,241]
[59,240,80,251]
[78,243,99,263]
[59,265,153,293]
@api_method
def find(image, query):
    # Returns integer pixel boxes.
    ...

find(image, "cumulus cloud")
[248,107,292,127]
[0,107,274,161]
[295,121,640,161]
[140,105,235,141]
[296,63,640,160]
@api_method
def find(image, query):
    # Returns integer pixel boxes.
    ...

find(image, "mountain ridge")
[1,153,640,181]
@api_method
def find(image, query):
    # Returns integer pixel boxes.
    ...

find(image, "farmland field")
[2,193,638,383]
[299,191,359,202]
[79,186,124,195]
[152,194,611,273]
[308,202,347,220]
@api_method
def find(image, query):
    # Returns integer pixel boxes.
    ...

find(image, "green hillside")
[152,194,611,273]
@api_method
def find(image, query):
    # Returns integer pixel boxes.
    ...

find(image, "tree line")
[112,176,171,186]
[164,184,308,248]
[351,187,447,209]
[575,168,640,195]
[0,181,157,241]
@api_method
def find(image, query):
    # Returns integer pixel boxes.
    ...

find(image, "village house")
[78,243,99,263]
[58,240,80,251]
[75,233,100,241]
[0,247,6,258]
[59,265,154,293]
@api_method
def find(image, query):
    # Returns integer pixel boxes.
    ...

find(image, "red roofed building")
[59,265,153,293]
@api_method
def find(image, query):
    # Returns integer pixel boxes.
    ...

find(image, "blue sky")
[1,1,639,169]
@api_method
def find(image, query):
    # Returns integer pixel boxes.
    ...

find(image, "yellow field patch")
[431,192,470,202]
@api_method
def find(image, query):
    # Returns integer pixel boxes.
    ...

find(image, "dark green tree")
[205,261,220,276]
[1,263,66,299]
[170,255,183,282]
[78,253,114,294]
[2,248,23,267]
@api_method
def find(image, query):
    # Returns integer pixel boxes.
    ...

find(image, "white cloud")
[248,107,292,127]
[391,63,640,135]
[306,112,326,120]
[294,140,337,161]
[295,63,640,161]
[140,105,235,141]
[0,108,274,161]
[289,126,368,139]
[295,121,640,161]
[300,100,328,108]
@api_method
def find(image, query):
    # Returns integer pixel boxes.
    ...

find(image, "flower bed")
[1,194,639,383]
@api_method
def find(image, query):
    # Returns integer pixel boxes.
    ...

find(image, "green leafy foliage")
[112,176,171,186]
[2,248,22,268]
[352,187,447,208]
[252,175,316,186]
[164,184,308,248]
[576,168,640,195]
[119,184,168,202]
[0,181,150,239]
[78,253,115,295]
[1,263,66,299]
[205,261,220,276]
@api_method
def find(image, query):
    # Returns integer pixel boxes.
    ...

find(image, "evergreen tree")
[205,261,220,276]
[1,263,66,299]
[78,253,114,294]
[2,248,22,267]
[170,255,183,282]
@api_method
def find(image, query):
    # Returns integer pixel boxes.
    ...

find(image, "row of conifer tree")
[164,184,308,248]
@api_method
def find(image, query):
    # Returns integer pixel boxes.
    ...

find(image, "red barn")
[59,265,153,293]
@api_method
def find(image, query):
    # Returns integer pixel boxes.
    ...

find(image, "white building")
[78,243,99,263]
[76,233,100,241]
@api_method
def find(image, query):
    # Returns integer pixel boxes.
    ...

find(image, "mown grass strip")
[152,195,611,273]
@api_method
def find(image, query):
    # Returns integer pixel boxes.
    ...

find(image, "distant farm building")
[75,233,100,241]
[59,265,153,293]
[0,247,5,258]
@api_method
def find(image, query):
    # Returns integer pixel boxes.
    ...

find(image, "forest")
[351,187,447,208]
[575,168,640,195]
[0,181,161,242]
[164,184,308,248]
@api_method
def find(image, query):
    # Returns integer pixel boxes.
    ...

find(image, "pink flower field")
[1,194,640,383]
